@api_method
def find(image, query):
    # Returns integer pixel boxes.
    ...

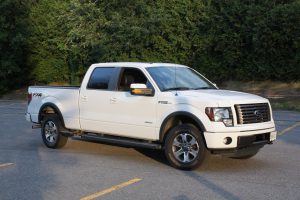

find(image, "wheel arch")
[159,111,206,144]
[38,103,65,128]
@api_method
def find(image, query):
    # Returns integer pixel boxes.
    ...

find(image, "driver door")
[109,67,157,140]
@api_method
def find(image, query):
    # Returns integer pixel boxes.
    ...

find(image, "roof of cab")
[90,62,188,69]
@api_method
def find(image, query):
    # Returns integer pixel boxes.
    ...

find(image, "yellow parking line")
[80,178,142,200]
[279,122,300,136]
[0,163,14,168]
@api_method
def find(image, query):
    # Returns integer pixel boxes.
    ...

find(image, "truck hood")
[177,89,268,105]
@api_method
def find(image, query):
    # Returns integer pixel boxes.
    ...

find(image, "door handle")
[81,95,88,101]
[110,97,117,104]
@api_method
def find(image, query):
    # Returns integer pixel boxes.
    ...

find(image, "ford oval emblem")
[254,110,263,118]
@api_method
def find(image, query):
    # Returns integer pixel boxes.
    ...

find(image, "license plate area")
[237,133,270,148]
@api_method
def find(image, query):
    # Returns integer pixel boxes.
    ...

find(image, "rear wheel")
[164,124,207,170]
[41,114,68,148]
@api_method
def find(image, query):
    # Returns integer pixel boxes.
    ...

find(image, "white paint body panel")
[27,87,80,130]
[26,62,277,148]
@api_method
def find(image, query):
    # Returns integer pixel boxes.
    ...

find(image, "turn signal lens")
[205,107,215,121]
[27,93,32,105]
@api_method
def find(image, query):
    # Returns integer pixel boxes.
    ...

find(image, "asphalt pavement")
[0,100,300,200]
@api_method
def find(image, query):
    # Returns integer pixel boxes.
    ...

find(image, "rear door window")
[87,67,115,90]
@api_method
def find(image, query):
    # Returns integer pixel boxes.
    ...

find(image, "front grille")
[235,103,270,124]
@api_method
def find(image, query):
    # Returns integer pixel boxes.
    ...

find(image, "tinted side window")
[87,67,114,90]
[118,68,153,91]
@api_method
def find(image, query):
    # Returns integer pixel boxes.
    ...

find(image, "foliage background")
[1,0,299,93]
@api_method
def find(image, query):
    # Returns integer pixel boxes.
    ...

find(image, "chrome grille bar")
[235,103,270,124]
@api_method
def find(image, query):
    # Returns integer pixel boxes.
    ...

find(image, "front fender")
[158,104,211,142]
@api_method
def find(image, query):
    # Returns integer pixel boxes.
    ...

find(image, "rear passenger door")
[79,67,118,134]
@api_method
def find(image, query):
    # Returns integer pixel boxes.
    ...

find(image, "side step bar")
[76,133,162,150]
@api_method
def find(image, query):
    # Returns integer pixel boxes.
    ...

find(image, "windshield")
[146,67,216,91]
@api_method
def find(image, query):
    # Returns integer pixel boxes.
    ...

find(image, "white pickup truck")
[26,62,277,169]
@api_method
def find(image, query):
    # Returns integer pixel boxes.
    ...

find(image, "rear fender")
[38,97,65,127]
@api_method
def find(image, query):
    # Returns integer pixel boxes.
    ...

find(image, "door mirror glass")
[130,84,154,96]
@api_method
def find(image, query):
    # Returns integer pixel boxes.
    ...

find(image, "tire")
[230,151,258,159]
[164,124,207,170]
[41,114,68,148]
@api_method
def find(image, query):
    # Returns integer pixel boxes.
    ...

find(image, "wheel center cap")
[182,144,191,152]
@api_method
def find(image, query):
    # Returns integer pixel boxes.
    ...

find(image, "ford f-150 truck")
[26,62,277,170]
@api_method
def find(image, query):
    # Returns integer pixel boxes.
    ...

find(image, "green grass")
[221,81,300,112]
[2,81,300,112]
[270,100,300,112]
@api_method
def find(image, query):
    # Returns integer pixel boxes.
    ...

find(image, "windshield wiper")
[162,87,191,92]
[193,87,213,90]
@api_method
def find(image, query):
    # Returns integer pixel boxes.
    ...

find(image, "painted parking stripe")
[80,178,142,200]
[278,122,300,136]
[0,163,14,168]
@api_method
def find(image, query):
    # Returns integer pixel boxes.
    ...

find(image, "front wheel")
[41,114,68,148]
[164,124,207,170]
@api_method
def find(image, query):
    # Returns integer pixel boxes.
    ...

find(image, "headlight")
[205,107,233,127]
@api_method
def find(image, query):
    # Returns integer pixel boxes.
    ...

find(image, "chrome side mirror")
[130,84,154,96]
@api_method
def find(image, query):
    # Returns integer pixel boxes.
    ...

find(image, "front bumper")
[204,127,277,149]
[210,142,268,157]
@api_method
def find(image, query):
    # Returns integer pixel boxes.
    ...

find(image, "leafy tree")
[25,0,300,85]
[28,0,69,84]
[0,0,29,93]
[192,0,300,82]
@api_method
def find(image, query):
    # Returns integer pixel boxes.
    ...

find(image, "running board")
[61,130,75,137]
[76,133,162,150]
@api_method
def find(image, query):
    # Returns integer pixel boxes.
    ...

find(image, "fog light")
[223,137,232,145]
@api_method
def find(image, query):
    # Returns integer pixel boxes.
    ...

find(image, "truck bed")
[27,86,81,130]
[29,86,80,89]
